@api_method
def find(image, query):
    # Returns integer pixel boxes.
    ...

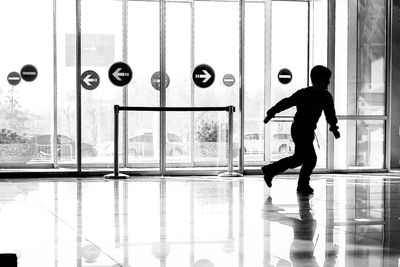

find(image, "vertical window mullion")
[76,0,82,174]
[160,0,167,174]
[123,0,128,168]
[53,0,58,167]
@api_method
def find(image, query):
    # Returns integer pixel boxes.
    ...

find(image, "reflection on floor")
[0,173,400,266]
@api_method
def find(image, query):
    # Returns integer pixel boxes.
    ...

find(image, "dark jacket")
[267,87,338,132]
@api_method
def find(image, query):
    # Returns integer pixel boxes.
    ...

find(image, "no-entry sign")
[20,64,38,82]
[7,72,21,86]
[277,68,292,84]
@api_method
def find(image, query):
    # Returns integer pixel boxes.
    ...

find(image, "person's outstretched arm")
[324,93,340,139]
[264,91,299,124]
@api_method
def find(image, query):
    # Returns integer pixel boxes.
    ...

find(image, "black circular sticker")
[20,64,38,82]
[277,68,292,84]
[223,74,235,87]
[151,71,170,91]
[108,62,132,87]
[193,64,215,88]
[7,72,21,86]
[80,70,100,90]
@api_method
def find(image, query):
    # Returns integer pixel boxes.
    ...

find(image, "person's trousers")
[267,123,317,186]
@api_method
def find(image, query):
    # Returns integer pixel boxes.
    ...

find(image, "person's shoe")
[261,165,274,188]
[296,184,314,195]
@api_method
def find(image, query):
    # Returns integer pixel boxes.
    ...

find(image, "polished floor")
[1,173,400,266]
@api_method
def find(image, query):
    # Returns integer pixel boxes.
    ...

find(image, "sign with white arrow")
[80,70,100,90]
[108,62,132,87]
[192,64,215,88]
[7,71,21,86]
[151,71,170,91]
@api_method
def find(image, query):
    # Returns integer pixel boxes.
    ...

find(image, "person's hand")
[263,114,274,124]
[332,129,340,139]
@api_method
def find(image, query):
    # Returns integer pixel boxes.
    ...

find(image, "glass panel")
[335,0,386,116]
[81,0,123,165]
[357,0,386,115]
[244,2,266,164]
[334,120,385,169]
[270,1,309,117]
[193,1,239,168]
[166,2,192,167]
[57,1,77,166]
[310,0,328,67]
[315,119,327,169]
[269,121,294,162]
[0,1,53,166]
[127,1,160,170]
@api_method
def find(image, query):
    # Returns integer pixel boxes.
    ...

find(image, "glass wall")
[127,0,160,170]
[0,0,54,166]
[334,0,386,169]
[0,0,389,172]
[80,0,124,166]
[244,0,328,169]
[57,0,77,166]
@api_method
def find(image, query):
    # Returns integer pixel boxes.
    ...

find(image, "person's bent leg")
[262,122,303,188]
[297,142,317,194]
[262,153,302,187]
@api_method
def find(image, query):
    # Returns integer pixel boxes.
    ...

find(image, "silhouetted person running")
[262,65,340,194]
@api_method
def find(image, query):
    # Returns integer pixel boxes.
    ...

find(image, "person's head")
[310,65,332,90]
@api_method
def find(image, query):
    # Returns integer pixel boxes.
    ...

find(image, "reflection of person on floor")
[262,65,340,194]
[262,194,338,267]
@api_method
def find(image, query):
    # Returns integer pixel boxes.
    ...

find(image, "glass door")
[245,0,328,170]
[164,0,240,173]
[126,0,160,172]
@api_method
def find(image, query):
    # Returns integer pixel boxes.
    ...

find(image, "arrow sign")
[192,64,215,88]
[20,64,38,82]
[7,72,21,86]
[112,68,130,81]
[151,71,170,91]
[108,62,132,87]
[195,70,212,83]
[80,70,100,90]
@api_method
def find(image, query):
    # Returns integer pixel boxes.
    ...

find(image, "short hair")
[310,65,332,83]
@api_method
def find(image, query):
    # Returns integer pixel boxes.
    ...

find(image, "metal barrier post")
[219,105,242,177]
[105,105,129,179]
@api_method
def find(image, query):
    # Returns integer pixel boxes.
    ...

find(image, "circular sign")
[7,72,21,86]
[108,62,132,87]
[192,64,215,88]
[223,74,235,87]
[20,64,38,82]
[80,70,100,90]
[277,68,292,84]
[151,71,170,91]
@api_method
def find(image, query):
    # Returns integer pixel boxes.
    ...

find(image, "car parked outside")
[128,131,185,157]
[27,134,98,160]
[244,132,294,155]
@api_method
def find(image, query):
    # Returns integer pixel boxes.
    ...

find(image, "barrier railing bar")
[104,105,241,179]
[118,106,232,112]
